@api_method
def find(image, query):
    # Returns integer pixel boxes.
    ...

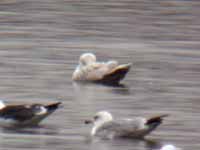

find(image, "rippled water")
[0,0,200,150]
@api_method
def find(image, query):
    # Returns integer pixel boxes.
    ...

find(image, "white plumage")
[160,145,181,150]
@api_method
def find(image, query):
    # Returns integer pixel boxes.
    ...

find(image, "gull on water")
[85,111,168,139]
[160,144,181,150]
[0,100,62,127]
[72,53,132,85]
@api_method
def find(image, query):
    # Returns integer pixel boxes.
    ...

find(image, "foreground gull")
[160,145,181,150]
[0,100,62,127]
[72,53,132,85]
[85,111,168,139]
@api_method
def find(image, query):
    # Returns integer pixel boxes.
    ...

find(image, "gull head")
[85,111,113,125]
[0,100,6,110]
[94,111,113,125]
[85,111,113,136]
[79,53,96,66]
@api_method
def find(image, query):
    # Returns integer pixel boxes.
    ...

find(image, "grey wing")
[97,118,147,138]
[116,118,150,138]
[86,61,121,81]
[116,118,145,131]
[97,119,139,133]
[85,63,108,80]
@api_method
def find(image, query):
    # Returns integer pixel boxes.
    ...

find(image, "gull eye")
[94,115,99,120]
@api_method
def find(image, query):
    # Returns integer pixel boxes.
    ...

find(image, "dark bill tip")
[84,120,93,124]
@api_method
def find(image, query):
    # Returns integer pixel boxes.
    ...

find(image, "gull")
[72,53,132,85]
[0,100,62,127]
[85,111,168,139]
[160,144,181,150]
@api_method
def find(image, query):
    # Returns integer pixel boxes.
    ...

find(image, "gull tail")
[45,102,62,112]
[101,63,132,85]
[146,114,169,130]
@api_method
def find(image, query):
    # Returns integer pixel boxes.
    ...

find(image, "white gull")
[72,53,132,85]
[160,144,181,150]
[85,111,168,139]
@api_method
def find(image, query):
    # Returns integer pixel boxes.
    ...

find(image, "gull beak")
[84,119,93,124]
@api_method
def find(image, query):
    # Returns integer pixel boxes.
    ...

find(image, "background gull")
[160,144,181,150]
[72,53,132,85]
[0,100,62,127]
[85,111,168,139]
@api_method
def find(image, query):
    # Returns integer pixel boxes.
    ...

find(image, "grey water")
[0,0,200,150]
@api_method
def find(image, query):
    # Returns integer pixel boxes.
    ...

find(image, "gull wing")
[101,63,131,85]
[0,105,35,122]
[95,117,146,138]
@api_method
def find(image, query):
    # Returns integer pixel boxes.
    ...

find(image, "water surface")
[0,0,200,150]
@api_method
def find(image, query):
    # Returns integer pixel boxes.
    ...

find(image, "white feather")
[160,145,181,150]
[36,106,47,115]
[0,100,6,110]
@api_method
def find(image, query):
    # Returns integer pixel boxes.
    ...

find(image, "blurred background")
[0,0,200,150]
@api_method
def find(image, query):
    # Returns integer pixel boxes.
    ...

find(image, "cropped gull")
[160,145,181,150]
[72,53,132,85]
[85,111,168,139]
[0,100,62,127]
